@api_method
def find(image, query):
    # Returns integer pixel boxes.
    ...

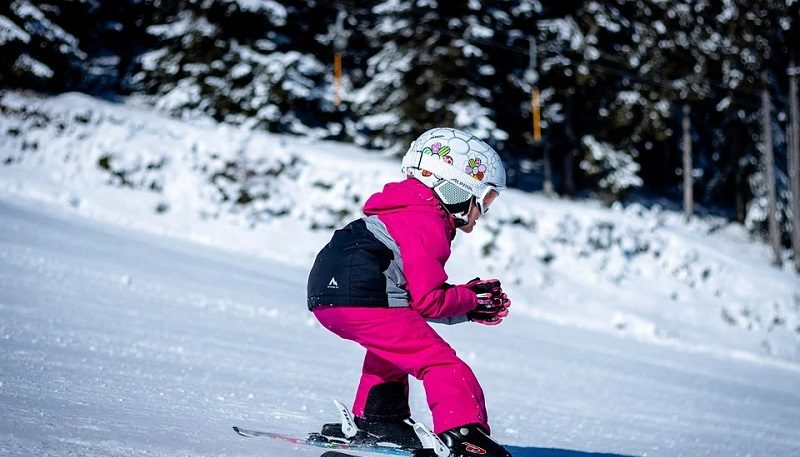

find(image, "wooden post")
[789,60,800,272]
[532,87,541,142]
[334,52,342,106]
[682,103,693,223]
[761,70,782,266]
[526,36,551,196]
[531,87,553,195]
[333,9,346,107]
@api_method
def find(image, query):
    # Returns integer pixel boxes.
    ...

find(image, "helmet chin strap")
[450,210,470,228]
[439,196,475,228]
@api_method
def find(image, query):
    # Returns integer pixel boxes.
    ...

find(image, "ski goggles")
[475,186,499,215]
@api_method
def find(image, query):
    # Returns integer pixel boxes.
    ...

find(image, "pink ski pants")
[313,306,489,434]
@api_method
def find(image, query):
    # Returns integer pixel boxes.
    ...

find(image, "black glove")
[465,278,511,326]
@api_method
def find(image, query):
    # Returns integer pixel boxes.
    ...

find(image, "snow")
[580,135,643,193]
[12,53,54,79]
[511,1,543,16]
[11,0,83,59]
[585,2,624,33]
[2,198,800,457]
[466,21,494,40]
[146,12,218,40]
[1,91,800,457]
[231,63,253,80]
[616,91,643,105]
[538,17,584,52]
[154,79,203,116]
[0,15,30,45]
[716,96,732,111]
[361,112,401,130]
[715,0,737,23]
[373,0,413,15]
[232,0,288,26]
[449,100,509,142]
[135,48,171,73]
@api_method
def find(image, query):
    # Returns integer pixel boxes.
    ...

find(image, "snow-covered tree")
[346,0,523,151]
[131,0,339,134]
[580,134,642,197]
[0,0,87,90]
[3,0,800,254]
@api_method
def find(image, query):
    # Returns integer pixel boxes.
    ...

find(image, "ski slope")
[1,198,800,457]
[1,91,800,456]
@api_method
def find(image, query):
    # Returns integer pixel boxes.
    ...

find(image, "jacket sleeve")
[394,215,477,319]
[413,283,477,320]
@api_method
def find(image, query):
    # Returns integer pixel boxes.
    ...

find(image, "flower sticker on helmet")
[466,157,487,181]
[421,142,453,176]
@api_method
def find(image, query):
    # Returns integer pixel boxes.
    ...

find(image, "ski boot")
[313,398,422,450]
[315,422,354,444]
[438,425,512,457]
[354,416,423,449]
[315,417,423,449]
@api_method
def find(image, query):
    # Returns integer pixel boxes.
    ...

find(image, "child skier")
[307,127,512,457]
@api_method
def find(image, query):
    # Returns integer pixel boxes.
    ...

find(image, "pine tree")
[533,1,649,198]
[131,0,339,133]
[0,0,89,91]
[348,0,517,151]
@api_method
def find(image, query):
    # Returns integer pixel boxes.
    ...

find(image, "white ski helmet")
[401,127,506,225]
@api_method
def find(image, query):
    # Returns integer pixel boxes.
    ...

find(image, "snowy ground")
[2,196,800,457]
[1,91,800,456]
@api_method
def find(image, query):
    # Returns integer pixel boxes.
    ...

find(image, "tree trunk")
[789,60,800,272]
[543,145,554,196]
[682,103,693,223]
[563,98,577,197]
[562,148,575,197]
[761,70,782,267]
[736,166,746,223]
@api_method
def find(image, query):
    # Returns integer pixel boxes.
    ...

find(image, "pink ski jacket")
[307,178,477,322]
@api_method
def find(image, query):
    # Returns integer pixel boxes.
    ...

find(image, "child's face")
[458,190,498,233]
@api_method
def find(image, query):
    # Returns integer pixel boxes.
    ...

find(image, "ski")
[319,452,438,457]
[320,452,369,457]
[232,426,420,456]
[233,400,446,456]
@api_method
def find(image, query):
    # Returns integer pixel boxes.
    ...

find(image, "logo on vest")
[327,277,339,289]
